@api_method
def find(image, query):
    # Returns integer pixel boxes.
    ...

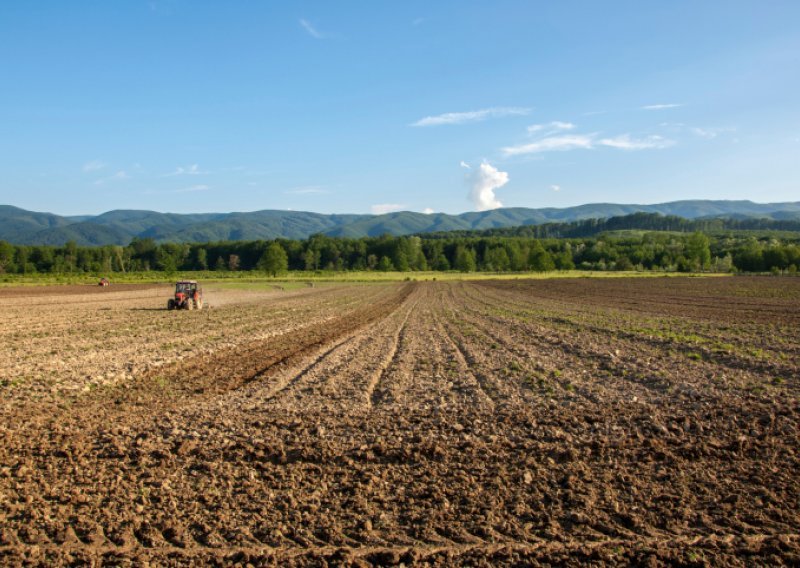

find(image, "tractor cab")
[168,280,204,310]
[175,281,198,295]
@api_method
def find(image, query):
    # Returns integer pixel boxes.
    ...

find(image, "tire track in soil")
[250,288,422,412]
[99,282,417,413]
[428,310,496,411]
[436,285,527,407]
[0,284,388,411]
[368,283,496,412]
[366,298,417,409]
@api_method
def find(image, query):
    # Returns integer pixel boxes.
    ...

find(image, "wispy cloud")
[693,127,717,139]
[598,134,674,150]
[550,184,561,192]
[527,121,575,134]
[690,127,736,139]
[94,170,128,185]
[412,17,426,26]
[502,134,596,156]
[422,207,435,214]
[164,164,208,177]
[371,203,406,215]
[82,160,105,173]
[465,162,508,211]
[284,186,330,195]
[300,18,325,39]
[412,106,530,127]
[503,127,674,156]
[459,161,471,169]
[642,103,683,110]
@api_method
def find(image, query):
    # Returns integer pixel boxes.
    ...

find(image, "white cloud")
[690,126,735,139]
[412,107,530,127]
[550,184,561,192]
[467,162,508,211]
[165,164,207,177]
[527,121,575,134]
[371,203,406,215]
[502,134,595,156]
[691,127,717,139]
[459,161,471,169]
[422,207,435,214]
[300,18,324,39]
[598,134,674,150]
[503,131,674,156]
[82,160,105,172]
[94,170,128,185]
[642,103,683,110]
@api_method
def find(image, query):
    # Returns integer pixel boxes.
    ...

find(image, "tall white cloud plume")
[466,162,508,211]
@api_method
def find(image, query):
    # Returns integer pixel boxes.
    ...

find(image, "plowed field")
[1,277,798,566]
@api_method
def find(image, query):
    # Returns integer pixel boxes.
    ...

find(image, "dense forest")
[423,212,800,239]
[1,222,799,276]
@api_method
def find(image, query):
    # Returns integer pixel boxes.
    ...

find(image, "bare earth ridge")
[0,277,798,566]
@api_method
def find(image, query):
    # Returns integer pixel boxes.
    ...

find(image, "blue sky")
[1,1,798,215]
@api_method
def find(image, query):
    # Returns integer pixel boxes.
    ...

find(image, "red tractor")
[167,280,204,310]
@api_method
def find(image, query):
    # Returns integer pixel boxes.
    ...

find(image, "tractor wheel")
[167,299,175,310]
[196,299,204,310]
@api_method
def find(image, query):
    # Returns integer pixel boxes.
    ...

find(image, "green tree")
[258,242,289,277]
[156,247,178,274]
[304,248,320,271]
[553,250,575,270]
[393,250,410,272]
[454,246,477,272]
[686,232,711,271]
[0,241,17,273]
[433,253,450,271]
[195,247,208,270]
[528,241,555,272]
[377,256,394,271]
[483,246,511,271]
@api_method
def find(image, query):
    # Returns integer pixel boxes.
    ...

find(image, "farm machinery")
[167,280,204,310]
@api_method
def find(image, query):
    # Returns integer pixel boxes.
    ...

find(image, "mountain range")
[2,200,800,245]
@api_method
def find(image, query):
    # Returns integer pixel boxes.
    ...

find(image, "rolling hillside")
[1,200,799,245]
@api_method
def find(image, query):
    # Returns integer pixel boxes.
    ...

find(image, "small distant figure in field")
[98,277,110,287]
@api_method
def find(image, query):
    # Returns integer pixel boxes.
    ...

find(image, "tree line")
[424,212,800,239]
[1,229,799,276]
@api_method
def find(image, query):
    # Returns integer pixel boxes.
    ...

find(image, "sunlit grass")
[0,269,731,287]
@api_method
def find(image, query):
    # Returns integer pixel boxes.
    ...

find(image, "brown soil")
[1,277,798,566]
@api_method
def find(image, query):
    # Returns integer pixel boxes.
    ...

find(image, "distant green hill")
[2,200,800,245]
[0,205,75,242]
